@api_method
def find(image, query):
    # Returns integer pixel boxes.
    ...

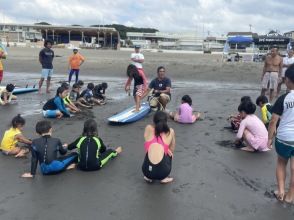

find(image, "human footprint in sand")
[142,111,175,184]
[268,64,294,204]
[235,101,270,152]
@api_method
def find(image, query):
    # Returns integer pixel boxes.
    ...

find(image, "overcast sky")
[1,0,294,36]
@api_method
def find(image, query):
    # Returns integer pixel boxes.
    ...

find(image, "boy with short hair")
[93,82,108,103]
[268,64,294,203]
[61,82,81,113]
[81,83,104,105]
[0,84,17,105]
[69,83,92,108]
[256,95,272,128]
[21,120,77,178]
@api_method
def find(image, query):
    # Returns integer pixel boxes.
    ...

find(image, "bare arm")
[279,57,283,77]
[169,129,176,153]
[15,134,32,145]
[267,113,279,148]
[142,87,151,99]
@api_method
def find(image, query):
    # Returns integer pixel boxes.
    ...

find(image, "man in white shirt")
[277,49,294,95]
[131,45,144,69]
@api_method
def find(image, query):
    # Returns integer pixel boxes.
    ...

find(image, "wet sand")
[0,48,293,220]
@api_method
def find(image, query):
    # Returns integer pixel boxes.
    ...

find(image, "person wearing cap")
[68,48,85,84]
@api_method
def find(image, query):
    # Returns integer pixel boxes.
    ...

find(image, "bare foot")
[46,90,51,94]
[132,109,140,113]
[38,90,42,94]
[66,163,76,170]
[240,146,255,152]
[273,190,285,202]
[115,146,122,154]
[284,192,294,204]
[160,177,173,184]
[15,149,29,158]
[144,176,153,183]
[21,173,33,178]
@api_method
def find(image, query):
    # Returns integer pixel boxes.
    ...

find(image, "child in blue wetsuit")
[68,119,122,171]
[22,120,78,178]
[43,87,71,118]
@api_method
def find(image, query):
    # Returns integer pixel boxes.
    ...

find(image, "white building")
[126,32,205,51]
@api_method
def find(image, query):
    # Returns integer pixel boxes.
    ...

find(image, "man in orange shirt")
[68,48,85,84]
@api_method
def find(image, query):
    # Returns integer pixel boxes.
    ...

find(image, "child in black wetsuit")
[93,82,108,104]
[21,121,77,178]
[68,119,122,171]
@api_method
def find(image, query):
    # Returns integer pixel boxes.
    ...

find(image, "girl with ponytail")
[142,111,176,184]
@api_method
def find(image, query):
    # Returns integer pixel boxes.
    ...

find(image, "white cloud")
[0,0,294,36]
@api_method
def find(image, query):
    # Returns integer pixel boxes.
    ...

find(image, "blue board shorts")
[275,138,294,159]
[43,110,59,118]
[41,69,53,78]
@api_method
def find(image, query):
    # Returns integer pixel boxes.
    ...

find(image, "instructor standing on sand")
[261,47,283,102]
[38,40,54,94]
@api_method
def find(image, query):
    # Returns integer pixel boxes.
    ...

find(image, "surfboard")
[13,87,38,94]
[108,102,151,123]
[0,86,38,95]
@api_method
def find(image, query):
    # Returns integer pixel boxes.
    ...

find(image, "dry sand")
[0,47,293,220]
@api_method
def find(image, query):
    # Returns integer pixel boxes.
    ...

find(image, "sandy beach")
[0,47,293,220]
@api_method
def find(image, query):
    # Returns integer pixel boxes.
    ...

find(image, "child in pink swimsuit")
[170,95,200,124]
[236,101,270,152]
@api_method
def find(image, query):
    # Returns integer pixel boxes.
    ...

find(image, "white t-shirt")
[272,91,294,141]
[282,56,294,77]
[131,52,144,69]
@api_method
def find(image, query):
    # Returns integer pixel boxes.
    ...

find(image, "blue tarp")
[228,36,253,44]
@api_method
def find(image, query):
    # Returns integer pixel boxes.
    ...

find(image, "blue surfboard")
[108,102,151,123]
[1,86,38,95]
[13,87,38,95]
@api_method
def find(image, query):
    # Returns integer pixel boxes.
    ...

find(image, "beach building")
[126,32,204,51]
[254,31,290,52]
[0,23,119,49]
[203,36,226,52]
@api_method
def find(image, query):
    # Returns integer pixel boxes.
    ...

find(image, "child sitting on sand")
[93,82,108,103]
[22,120,78,178]
[69,83,92,108]
[61,82,81,113]
[81,83,104,105]
[235,101,270,152]
[125,64,148,112]
[169,95,201,124]
[68,119,122,171]
[43,87,71,118]
[0,114,32,157]
[0,84,17,105]
[227,96,252,131]
[255,95,272,128]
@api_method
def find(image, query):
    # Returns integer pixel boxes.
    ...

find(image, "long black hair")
[55,87,67,97]
[153,111,170,137]
[82,119,98,137]
[11,114,25,128]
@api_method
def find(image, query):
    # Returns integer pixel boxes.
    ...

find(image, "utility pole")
[249,24,252,32]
